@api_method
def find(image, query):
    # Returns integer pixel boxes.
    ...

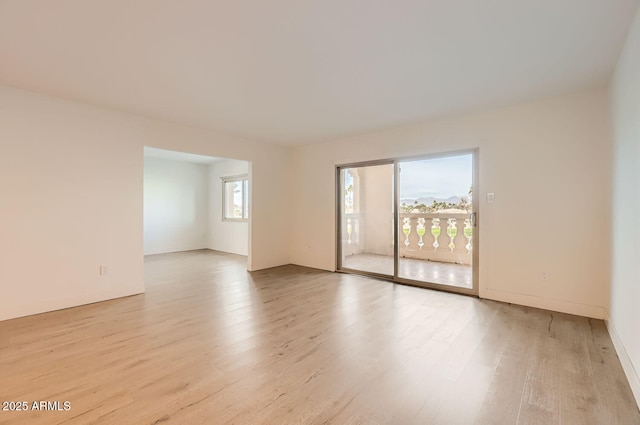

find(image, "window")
[222,175,249,220]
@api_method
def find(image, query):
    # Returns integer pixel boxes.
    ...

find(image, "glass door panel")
[397,154,474,289]
[338,163,395,276]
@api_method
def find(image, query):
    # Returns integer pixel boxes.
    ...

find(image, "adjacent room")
[1,1,639,424]
[143,147,250,259]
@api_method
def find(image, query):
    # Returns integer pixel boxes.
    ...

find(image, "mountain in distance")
[400,196,463,206]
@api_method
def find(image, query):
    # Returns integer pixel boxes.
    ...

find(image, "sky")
[399,154,472,200]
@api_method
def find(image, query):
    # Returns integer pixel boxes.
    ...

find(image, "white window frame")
[222,175,249,221]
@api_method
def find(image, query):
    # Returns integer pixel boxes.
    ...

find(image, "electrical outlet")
[540,272,549,281]
[100,265,109,276]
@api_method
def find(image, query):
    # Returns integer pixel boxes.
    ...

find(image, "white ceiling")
[0,1,637,145]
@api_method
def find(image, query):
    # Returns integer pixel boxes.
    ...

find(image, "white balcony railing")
[399,213,472,265]
[342,212,473,265]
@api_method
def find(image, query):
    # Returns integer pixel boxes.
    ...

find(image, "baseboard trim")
[144,245,209,256]
[605,316,640,408]
[0,289,144,322]
[481,287,605,319]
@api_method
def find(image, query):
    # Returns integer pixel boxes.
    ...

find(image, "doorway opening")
[143,147,251,273]
[337,150,478,295]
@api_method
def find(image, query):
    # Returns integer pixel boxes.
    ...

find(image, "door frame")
[335,148,479,296]
[335,159,396,281]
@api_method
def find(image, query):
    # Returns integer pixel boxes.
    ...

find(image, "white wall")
[609,6,640,406]
[144,157,209,255]
[208,159,249,255]
[0,85,144,321]
[292,89,611,319]
[0,84,292,321]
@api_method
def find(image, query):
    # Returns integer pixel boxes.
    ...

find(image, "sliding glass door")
[397,154,474,290]
[337,151,478,295]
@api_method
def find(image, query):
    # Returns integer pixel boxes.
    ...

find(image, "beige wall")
[292,89,611,319]
[0,84,291,321]
[359,165,394,256]
[144,157,209,255]
[609,6,640,406]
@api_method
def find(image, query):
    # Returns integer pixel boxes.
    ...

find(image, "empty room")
[1,1,639,424]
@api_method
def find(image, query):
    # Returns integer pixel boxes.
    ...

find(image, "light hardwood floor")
[0,250,638,424]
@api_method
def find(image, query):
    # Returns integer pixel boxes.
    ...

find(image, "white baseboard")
[481,287,606,319]
[605,316,640,408]
[144,244,208,256]
[0,288,144,322]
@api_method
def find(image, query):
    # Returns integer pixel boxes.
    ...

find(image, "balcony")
[341,212,473,289]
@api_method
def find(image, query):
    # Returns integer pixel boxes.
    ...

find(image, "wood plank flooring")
[0,249,638,424]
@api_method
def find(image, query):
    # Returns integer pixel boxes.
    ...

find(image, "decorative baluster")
[417,217,426,249]
[402,217,412,248]
[464,219,473,252]
[447,218,457,252]
[346,218,352,245]
[354,218,359,245]
[431,218,441,250]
